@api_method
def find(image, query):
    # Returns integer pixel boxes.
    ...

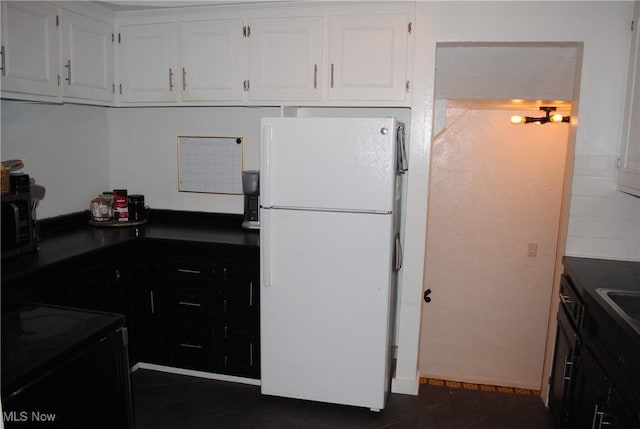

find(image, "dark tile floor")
[132,369,554,429]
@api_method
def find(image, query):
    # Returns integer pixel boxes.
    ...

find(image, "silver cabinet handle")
[562,356,573,382]
[182,67,187,91]
[178,301,201,307]
[313,64,318,89]
[169,68,174,91]
[150,290,155,314]
[249,281,253,307]
[65,59,71,84]
[1,46,5,76]
[330,63,335,88]
[249,342,253,366]
[179,343,203,349]
[177,268,200,274]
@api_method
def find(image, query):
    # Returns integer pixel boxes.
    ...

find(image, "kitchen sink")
[596,288,640,336]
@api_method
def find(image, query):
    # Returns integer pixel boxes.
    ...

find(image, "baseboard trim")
[134,362,261,387]
[391,374,420,395]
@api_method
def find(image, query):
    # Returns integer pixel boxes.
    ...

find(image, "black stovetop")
[1,304,124,398]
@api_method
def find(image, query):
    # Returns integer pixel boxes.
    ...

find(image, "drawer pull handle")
[179,343,203,349]
[562,356,573,382]
[177,268,201,274]
[178,301,201,307]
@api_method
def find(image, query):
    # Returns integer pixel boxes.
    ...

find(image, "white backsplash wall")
[106,106,280,214]
[567,154,640,261]
[1,100,110,219]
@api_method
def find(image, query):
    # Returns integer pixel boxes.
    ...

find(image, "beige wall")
[418,107,568,389]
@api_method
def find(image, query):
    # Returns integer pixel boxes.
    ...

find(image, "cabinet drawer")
[168,325,216,371]
[166,289,216,316]
[163,259,216,288]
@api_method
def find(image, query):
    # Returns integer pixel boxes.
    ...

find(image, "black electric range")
[1,305,133,428]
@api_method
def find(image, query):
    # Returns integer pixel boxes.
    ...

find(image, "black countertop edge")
[2,210,259,281]
[38,209,246,238]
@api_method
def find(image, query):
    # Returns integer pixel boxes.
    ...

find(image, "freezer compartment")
[260,208,396,410]
[261,117,398,213]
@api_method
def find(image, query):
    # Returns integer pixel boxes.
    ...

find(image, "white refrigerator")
[259,117,406,411]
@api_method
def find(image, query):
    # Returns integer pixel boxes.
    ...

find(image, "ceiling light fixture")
[510,106,570,125]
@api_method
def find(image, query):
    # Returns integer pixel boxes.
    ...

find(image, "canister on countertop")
[113,189,129,221]
[128,194,146,221]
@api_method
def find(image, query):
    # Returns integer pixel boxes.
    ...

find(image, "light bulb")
[510,115,524,124]
[550,113,564,122]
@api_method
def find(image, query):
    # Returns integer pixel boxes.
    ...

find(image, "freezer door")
[260,208,395,410]
[261,117,397,213]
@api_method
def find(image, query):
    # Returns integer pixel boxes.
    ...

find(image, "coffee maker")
[242,170,260,230]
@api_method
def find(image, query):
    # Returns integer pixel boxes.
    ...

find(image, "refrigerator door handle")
[261,209,272,287]
[261,124,272,208]
[394,234,403,271]
[396,123,408,174]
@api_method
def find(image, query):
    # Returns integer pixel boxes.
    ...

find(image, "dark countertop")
[1,210,260,282]
[562,256,640,341]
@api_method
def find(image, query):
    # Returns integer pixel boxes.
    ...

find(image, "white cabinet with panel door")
[0,1,60,99]
[60,9,114,103]
[328,14,410,102]
[247,16,323,101]
[618,1,640,197]
[118,22,178,103]
[180,19,246,102]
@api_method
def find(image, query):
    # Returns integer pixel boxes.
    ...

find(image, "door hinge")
[406,80,410,92]
[58,74,61,86]
[243,79,250,91]
[112,33,114,43]
[112,83,115,93]
[243,25,251,37]
[119,83,123,94]
[408,22,412,34]
[56,15,59,27]
[118,33,121,44]
[632,20,635,32]
[115,268,121,282]
[617,158,623,168]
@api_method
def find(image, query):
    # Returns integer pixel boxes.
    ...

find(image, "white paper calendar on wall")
[178,136,244,194]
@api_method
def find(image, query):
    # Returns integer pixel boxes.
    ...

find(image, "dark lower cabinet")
[157,243,260,379]
[59,256,123,313]
[571,348,613,429]
[220,323,260,378]
[550,269,640,429]
[549,307,580,428]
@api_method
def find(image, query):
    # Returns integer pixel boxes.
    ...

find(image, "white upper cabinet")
[1,2,60,98]
[180,19,246,102]
[60,9,114,103]
[118,22,178,103]
[247,16,323,101]
[618,1,640,197]
[328,14,410,102]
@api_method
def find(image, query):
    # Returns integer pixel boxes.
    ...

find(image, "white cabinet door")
[248,17,323,101]
[328,14,409,102]
[61,9,113,102]
[118,23,178,103]
[618,1,640,197]
[1,1,59,97]
[180,19,245,102]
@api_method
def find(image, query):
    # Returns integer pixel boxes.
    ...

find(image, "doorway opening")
[418,42,582,391]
